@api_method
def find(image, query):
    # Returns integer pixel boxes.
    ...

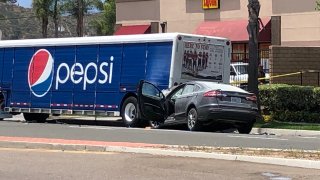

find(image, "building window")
[232,43,248,62]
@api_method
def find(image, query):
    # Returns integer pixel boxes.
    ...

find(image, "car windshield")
[234,64,248,75]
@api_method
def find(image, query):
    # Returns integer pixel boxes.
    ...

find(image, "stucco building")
[115,0,320,85]
[116,0,320,50]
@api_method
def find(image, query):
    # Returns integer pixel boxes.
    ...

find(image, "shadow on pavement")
[46,118,126,127]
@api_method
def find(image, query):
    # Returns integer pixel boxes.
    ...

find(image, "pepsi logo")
[28,49,54,97]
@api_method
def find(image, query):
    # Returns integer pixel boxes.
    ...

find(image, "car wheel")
[237,123,253,134]
[0,118,3,121]
[149,120,163,129]
[187,108,202,131]
[121,97,140,127]
[23,113,48,123]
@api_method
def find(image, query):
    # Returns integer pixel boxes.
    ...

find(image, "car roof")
[185,81,248,93]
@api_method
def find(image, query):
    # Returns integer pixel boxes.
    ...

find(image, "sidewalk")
[0,135,319,170]
[251,128,320,136]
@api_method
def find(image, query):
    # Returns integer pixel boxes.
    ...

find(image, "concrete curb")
[0,141,319,170]
[252,128,320,136]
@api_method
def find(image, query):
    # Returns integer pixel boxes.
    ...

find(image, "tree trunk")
[42,18,48,38]
[53,0,58,38]
[77,0,84,37]
[247,0,261,113]
[247,0,260,96]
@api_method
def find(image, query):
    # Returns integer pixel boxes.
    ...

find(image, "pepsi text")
[56,56,114,90]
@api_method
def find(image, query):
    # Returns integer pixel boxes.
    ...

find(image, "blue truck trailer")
[0,33,231,126]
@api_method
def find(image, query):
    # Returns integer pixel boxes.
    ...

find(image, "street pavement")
[0,115,320,170]
[0,148,319,180]
[0,116,319,151]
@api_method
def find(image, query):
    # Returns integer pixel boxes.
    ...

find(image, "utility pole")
[247,0,260,97]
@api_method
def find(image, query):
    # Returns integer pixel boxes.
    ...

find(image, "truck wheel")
[23,113,49,123]
[187,108,202,131]
[121,97,140,127]
[237,123,253,134]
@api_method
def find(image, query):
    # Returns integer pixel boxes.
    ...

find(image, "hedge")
[259,84,320,123]
[270,111,320,123]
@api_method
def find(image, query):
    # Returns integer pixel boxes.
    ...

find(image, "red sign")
[202,0,220,9]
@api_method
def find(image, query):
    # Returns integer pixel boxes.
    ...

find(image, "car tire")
[121,97,140,127]
[187,108,202,131]
[237,123,253,134]
[23,113,49,123]
[149,120,163,129]
[0,118,3,121]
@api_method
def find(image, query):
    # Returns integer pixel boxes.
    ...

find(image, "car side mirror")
[230,71,236,76]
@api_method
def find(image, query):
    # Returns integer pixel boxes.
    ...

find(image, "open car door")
[137,80,167,123]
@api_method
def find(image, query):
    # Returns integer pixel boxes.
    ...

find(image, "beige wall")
[280,12,320,46]
[272,0,316,14]
[160,0,204,33]
[217,0,272,21]
[271,0,320,46]
[116,0,160,25]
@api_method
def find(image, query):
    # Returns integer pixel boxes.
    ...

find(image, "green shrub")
[270,111,320,123]
[259,84,320,123]
[259,84,316,112]
[313,87,320,111]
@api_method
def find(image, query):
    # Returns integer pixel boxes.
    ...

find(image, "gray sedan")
[137,80,260,133]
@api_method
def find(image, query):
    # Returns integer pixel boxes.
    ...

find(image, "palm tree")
[52,0,60,37]
[33,0,52,38]
[62,0,103,37]
[33,0,62,38]
[316,0,320,10]
[91,0,115,36]
[0,0,17,3]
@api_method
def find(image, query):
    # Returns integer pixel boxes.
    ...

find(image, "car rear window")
[202,82,248,93]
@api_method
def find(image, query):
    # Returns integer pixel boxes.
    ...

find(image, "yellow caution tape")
[261,72,302,80]
[231,71,303,84]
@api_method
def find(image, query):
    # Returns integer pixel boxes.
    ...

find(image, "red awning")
[194,18,271,42]
[114,25,151,35]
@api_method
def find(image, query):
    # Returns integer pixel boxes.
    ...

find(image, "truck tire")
[121,97,141,127]
[23,113,49,123]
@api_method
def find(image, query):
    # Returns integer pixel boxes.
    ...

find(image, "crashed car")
[137,80,260,134]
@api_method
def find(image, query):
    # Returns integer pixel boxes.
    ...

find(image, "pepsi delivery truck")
[0,33,231,127]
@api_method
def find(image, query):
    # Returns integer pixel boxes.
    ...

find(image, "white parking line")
[68,126,117,130]
[297,136,319,139]
[229,135,288,141]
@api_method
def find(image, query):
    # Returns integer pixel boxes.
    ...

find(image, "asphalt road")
[1,148,319,180]
[0,115,319,151]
